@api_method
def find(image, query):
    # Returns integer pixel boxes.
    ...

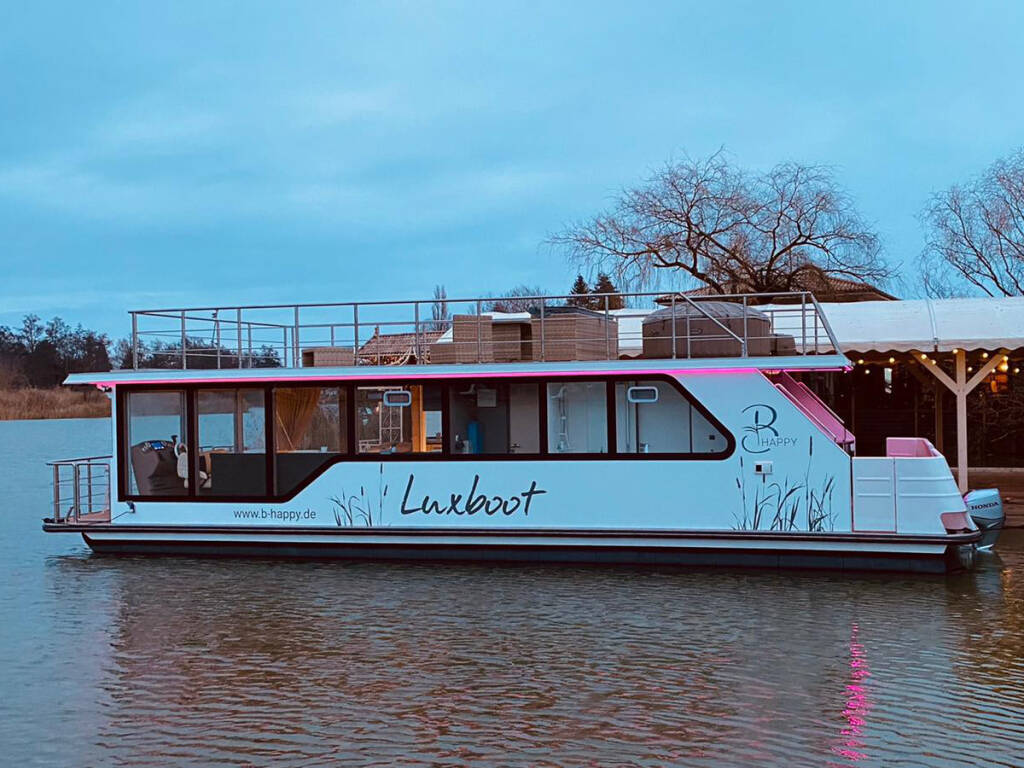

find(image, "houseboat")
[43,290,982,572]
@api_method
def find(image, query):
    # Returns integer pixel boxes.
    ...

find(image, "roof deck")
[116,289,843,376]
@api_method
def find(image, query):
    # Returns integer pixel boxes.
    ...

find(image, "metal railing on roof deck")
[127,290,842,370]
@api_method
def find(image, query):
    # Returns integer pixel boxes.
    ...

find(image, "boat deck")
[116,289,843,372]
[48,455,111,525]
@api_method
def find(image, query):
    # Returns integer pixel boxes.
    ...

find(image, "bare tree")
[20,314,43,353]
[921,148,1024,297]
[486,284,547,313]
[551,151,888,296]
[429,284,450,331]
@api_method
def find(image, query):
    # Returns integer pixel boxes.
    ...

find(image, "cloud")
[289,85,399,127]
[0,75,572,233]
[98,111,226,148]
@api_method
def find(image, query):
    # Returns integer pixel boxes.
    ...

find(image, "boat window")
[449,381,540,454]
[546,381,608,454]
[382,389,413,407]
[356,384,443,454]
[196,388,267,496]
[626,385,659,404]
[274,386,347,495]
[125,390,188,496]
[615,379,728,455]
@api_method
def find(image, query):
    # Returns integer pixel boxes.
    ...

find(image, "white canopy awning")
[820,297,1024,354]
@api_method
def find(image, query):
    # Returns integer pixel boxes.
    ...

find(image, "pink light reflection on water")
[830,622,872,763]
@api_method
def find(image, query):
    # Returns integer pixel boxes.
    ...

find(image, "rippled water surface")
[1,418,1023,767]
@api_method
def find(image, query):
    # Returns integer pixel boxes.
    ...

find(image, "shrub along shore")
[0,387,110,420]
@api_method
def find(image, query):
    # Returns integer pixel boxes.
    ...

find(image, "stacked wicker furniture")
[301,346,355,367]
[530,309,618,361]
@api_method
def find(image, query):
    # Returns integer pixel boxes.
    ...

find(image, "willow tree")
[551,151,888,296]
[921,148,1024,297]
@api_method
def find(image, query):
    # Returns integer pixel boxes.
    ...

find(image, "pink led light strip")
[86,364,849,388]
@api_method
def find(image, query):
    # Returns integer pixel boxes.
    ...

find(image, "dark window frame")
[115,374,734,504]
[446,379,543,456]
[272,383,348,497]
[120,388,191,499]
[354,382,445,457]
[613,378,727,456]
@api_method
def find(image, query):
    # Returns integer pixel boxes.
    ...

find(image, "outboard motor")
[964,489,1004,551]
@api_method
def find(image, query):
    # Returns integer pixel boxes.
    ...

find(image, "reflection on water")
[832,623,870,763]
[2,419,1023,767]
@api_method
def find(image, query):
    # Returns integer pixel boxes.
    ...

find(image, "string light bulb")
[1015,368,1020,375]
[888,356,896,364]
[982,352,989,359]
[856,358,864,365]
[968,366,974,372]
[999,362,1009,373]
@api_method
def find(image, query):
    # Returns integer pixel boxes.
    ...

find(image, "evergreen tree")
[592,273,624,309]
[567,274,591,308]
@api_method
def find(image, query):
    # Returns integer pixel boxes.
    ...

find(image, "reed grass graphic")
[330,464,389,527]
[734,435,836,532]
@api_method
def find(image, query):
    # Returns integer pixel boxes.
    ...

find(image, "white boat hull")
[51,525,979,573]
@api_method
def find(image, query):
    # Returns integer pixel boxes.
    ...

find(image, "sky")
[2,1,1023,340]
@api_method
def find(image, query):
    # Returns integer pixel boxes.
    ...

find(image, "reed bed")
[0,387,110,420]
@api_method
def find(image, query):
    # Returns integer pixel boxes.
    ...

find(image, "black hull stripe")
[79,537,957,574]
[45,523,982,546]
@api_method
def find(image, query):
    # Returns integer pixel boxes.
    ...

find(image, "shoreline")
[0,387,110,421]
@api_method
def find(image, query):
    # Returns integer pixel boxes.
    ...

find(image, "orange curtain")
[274,388,321,451]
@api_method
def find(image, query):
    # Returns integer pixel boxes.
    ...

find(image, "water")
[1,419,1022,767]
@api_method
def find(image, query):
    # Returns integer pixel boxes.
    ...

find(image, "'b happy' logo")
[741,404,778,454]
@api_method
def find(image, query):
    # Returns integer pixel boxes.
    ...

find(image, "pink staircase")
[772,372,856,448]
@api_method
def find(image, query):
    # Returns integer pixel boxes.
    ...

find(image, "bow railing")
[47,455,111,524]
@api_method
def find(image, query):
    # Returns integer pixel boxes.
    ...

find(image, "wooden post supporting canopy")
[912,348,1007,493]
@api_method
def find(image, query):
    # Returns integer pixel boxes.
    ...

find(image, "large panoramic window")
[614,379,727,454]
[546,381,608,454]
[196,388,267,496]
[274,386,347,495]
[125,390,188,496]
[119,375,733,503]
[356,384,443,454]
[449,381,540,454]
